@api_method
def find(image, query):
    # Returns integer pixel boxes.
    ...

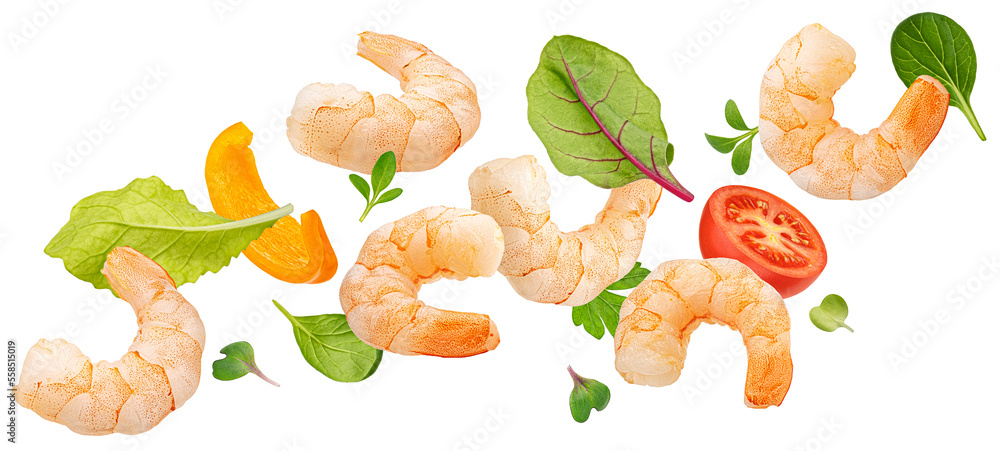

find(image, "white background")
[2,0,998,449]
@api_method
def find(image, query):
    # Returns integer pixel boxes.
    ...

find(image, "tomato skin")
[698,186,826,298]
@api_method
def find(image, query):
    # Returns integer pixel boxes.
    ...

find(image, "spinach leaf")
[273,300,382,383]
[891,12,985,140]
[526,35,693,202]
[212,341,279,386]
[45,176,291,291]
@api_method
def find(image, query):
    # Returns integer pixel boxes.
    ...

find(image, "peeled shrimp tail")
[614,258,791,408]
[340,207,503,357]
[16,247,205,435]
[287,32,480,174]
[469,155,661,306]
[758,24,950,200]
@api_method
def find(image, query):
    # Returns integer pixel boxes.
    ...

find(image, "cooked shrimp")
[340,207,504,357]
[15,247,205,435]
[759,24,950,200]
[615,258,791,408]
[469,155,661,306]
[287,31,480,174]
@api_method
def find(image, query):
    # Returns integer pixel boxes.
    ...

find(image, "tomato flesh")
[699,186,826,298]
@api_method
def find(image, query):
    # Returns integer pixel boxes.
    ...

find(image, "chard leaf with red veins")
[526,35,693,202]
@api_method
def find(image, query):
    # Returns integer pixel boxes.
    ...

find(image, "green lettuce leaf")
[45,176,291,290]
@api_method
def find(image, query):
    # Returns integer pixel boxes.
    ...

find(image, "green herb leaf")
[572,291,625,340]
[212,341,279,386]
[706,100,760,174]
[374,187,403,206]
[891,12,985,140]
[724,99,751,131]
[705,134,743,154]
[605,262,650,291]
[572,262,649,339]
[809,294,854,333]
[44,176,290,291]
[354,151,403,222]
[731,138,753,175]
[273,300,382,382]
[349,173,371,202]
[370,151,397,195]
[567,366,610,423]
[526,35,693,202]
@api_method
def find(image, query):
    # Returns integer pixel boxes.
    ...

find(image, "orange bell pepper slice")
[206,122,337,283]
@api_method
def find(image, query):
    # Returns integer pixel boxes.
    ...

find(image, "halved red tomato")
[699,185,826,298]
